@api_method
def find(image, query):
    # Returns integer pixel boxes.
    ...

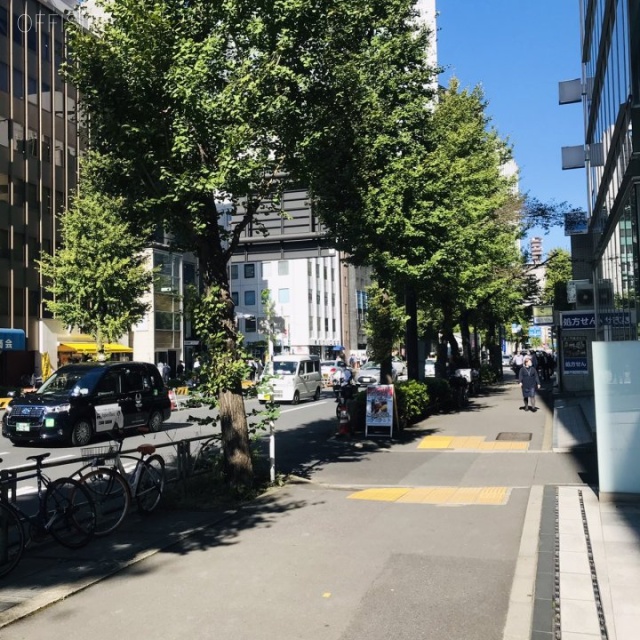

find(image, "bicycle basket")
[81,445,118,462]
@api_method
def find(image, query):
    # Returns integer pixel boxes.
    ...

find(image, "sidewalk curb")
[502,484,543,640]
[0,508,237,629]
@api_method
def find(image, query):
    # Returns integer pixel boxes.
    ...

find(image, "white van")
[257,355,323,404]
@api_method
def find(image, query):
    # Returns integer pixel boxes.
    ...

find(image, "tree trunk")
[459,314,472,367]
[405,286,419,380]
[198,215,254,490]
[218,385,254,489]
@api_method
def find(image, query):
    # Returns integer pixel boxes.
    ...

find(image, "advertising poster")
[365,385,394,437]
[562,335,588,375]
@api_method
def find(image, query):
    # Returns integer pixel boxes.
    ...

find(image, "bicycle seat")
[137,444,156,456]
[26,453,51,463]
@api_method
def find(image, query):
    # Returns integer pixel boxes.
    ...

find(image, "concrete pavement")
[1,375,639,639]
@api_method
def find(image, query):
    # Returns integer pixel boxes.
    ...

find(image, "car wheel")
[147,410,163,433]
[71,419,93,447]
[313,387,321,401]
[291,391,300,405]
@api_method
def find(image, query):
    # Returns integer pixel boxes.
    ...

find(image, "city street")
[0,375,597,639]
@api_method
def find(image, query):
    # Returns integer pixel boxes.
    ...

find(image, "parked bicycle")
[71,427,166,537]
[0,453,96,579]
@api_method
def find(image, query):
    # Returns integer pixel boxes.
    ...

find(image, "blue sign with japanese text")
[561,312,632,330]
[0,329,26,351]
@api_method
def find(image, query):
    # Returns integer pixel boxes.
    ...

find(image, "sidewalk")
[1,380,639,639]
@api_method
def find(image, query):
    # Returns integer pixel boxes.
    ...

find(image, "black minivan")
[2,362,172,447]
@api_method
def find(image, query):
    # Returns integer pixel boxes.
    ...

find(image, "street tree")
[66,0,431,488]
[38,176,153,354]
[541,248,572,306]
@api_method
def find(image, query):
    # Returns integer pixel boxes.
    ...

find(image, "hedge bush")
[395,379,430,426]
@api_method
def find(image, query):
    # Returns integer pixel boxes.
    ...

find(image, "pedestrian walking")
[512,351,524,378]
[518,355,541,412]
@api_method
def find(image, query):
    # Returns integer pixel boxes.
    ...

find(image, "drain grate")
[496,432,532,441]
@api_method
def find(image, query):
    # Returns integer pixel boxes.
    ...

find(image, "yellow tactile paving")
[417,435,453,449]
[348,488,410,501]
[348,486,510,505]
[418,435,529,451]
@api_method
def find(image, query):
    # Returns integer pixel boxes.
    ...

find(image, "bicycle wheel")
[191,438,220,474]
[135,454,165,514]
[0,502,24,579]
[44,477,96,549]
[79,468,131,536]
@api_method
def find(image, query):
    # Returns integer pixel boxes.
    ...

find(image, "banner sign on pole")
[365,385,394,437]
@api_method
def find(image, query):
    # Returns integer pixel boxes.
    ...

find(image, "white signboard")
[365,385,394,437]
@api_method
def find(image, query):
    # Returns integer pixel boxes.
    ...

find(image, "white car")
[424,358,436,377]
[392,356,407,378]
[355,362,398,388]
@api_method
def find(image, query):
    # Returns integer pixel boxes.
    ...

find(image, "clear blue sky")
[436,0,585,255]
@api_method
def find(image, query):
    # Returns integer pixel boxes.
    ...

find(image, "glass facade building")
[580,0,640,340]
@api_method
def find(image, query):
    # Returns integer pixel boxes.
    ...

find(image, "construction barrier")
[0,397,11,410]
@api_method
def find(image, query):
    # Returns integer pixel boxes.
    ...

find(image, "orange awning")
[57,342,133,354]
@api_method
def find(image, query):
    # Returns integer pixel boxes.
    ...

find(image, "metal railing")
[0,434,219,504]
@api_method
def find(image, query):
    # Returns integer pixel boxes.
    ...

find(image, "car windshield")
[361,362,380,370]
[37,367,103,396]
[321,361,337,368]
[266,361,297,376]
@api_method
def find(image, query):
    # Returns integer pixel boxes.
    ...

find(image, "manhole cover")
[496,432,532,442]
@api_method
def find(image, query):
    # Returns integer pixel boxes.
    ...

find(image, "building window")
[278,288,289,304]
[43,187,51,213]
[244,290,256,306]
[12,179,24,206]
[278,260,288,276]
[245,317,257,332]
[324,266,327,280]
[0,62,8,92]
[13,68,24,99]
[230,264,238,280]
[332,319,336,332]
[0,7,7,37]
[12,122,24,153]
[324,292,328,305]
[27,130,38,157]
[28,76,37,104]
[331,267,335,282]
[0,119,7,147]
[54,140,64,166]
[308,291,312,303]
[262,262,270,277]
[14,287,25,316]
[27,22,37,51]
[316,292,320,304]
[244,263,255,279]
[0,229,9,259]
[13,15,23,46]
[42,135,51,163]
[309,317,314,332]
[0,286,8,315]
[183,262,196,286]
[307,261,312,276]
[55,190,64,213]
[41,81,51,111]
[41,30,50,61]
[0,175,7,202]
[324,318,329,332]
[27,183,37,206]
[231,291,239,306]
[29,289,40,318]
